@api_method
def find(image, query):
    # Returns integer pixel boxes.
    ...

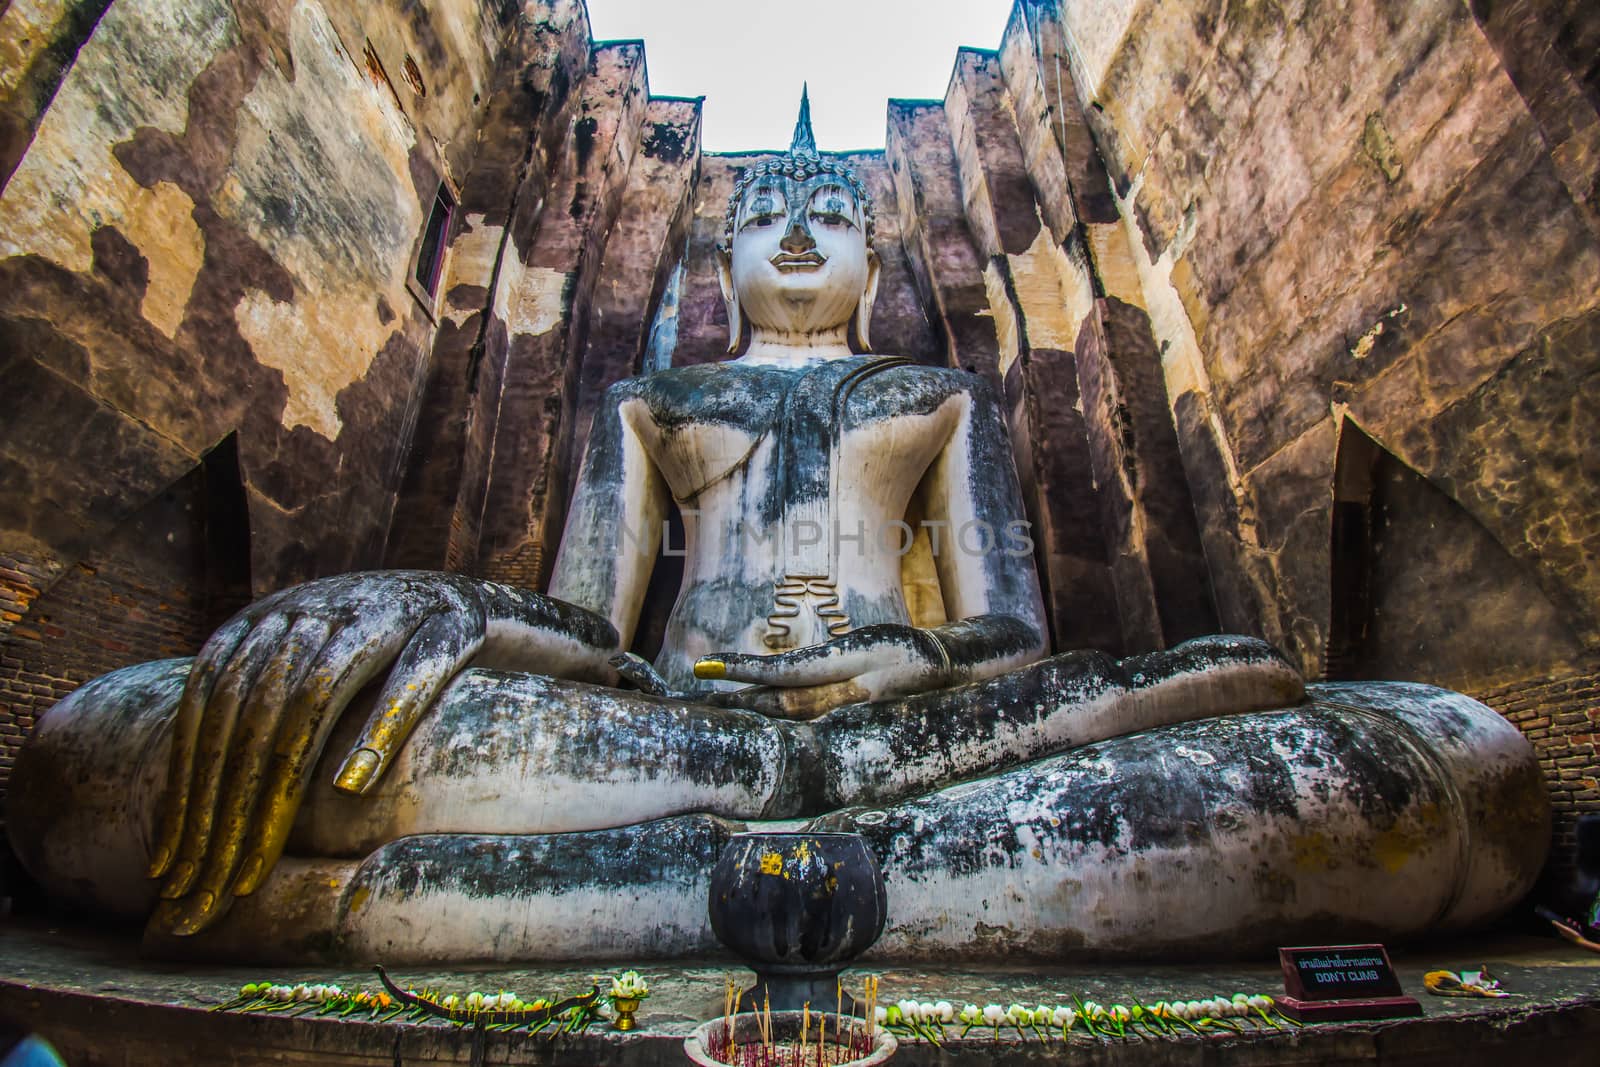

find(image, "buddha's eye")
[739,190,784,232]
[807,186,855,228]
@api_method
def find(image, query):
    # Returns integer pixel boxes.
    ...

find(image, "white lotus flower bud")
[1052,1006,1073,1027]
[958,1004,981,1025]
[1186,1000,1203,1017]
[442,994,460,1009]
[897,999,919,1023]
[1231,992,1249,1004]
[466,992,484,1010]
[1248,995,1271,1011]
[1110,1005,1130,1022]
[874,1006,888,1024]
[982,1004,1004,1025]
[933,1001,953,1023]
[1005,1003,1030,1024]
[915,1001,935,1022]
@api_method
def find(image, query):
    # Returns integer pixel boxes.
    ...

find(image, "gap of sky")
[583,0,1017,153]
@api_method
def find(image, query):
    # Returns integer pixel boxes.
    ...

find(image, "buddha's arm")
[143,389,667,937]
[696,378,1048,718]
[145,570,623,936]
[546,383,669,649]
[913,376,1050,676]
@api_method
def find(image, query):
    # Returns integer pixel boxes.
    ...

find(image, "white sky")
[583,0,1017,153]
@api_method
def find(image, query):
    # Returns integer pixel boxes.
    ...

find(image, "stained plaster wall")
[0,0,519,794]
[1055,0,1600,867]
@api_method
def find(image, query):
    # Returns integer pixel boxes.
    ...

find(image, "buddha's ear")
[715,246,742,354]
[850,249,881,353]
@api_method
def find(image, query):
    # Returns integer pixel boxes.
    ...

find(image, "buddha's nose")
[780,214,815,254]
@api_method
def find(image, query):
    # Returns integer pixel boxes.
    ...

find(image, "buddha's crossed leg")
[11,637,1543,963]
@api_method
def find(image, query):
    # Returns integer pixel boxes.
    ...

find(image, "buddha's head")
[717,88,879,353]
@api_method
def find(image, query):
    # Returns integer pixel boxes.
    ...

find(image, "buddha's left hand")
[694,616,1041,720]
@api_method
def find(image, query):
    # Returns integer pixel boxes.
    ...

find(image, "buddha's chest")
[623,363,957,508]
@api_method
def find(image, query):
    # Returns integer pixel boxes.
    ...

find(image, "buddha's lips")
[771,252,825,270]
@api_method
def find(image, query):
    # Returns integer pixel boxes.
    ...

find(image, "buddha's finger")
[161,616,330,935]
[229,624,407,898]
[148,613,253,879]
[332,610,484,795]
[733,680,866,720]
[694,643,878,687]
[160,611,293,899]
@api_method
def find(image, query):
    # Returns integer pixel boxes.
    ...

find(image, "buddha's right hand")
[145,570,619,936]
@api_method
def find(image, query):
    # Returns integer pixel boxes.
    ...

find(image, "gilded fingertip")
[150,898,186,935]
[334,748,381,795]
[147,846,172,879]
[172,891,217,936]
[693,658,726,680]
[160,860,196,898]
[230,853,265,897]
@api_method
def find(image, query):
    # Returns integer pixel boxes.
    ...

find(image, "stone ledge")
[1,920,1597,1066]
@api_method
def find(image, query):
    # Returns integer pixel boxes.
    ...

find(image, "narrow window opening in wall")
[414,184,454,297]
[200,433,253,633]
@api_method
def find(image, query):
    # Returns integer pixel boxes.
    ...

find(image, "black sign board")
[1276,944,1421,1022]
[1280,944,1403,1000]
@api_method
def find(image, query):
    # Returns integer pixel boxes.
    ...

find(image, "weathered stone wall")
[1053,0,1600,869]
[0,0,519,796]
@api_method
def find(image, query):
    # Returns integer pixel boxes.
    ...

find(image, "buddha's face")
[727,175,873,336]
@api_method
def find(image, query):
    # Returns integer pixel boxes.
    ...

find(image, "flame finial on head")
[720,86,875,252]
[792,82,817,155]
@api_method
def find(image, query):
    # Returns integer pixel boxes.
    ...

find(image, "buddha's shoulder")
[603,363,789,431]
[605,362,789,399]
[855,361,998,414]
[601,359,992,419]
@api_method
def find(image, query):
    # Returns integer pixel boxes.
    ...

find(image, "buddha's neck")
[739,324,853,366]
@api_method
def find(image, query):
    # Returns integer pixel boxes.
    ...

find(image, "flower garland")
[212,966,608,1035]
[875,992,1300,1043]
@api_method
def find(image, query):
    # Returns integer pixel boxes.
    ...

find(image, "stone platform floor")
[0,917,1597,1065]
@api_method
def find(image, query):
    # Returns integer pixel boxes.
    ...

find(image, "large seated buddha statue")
[8,107,1547,964]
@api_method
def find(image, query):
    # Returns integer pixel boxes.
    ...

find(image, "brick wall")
[0,548,210,805]
[0,458,229,810]
[1475,662,1600,881]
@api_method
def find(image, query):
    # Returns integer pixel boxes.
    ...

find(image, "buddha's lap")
[149,679,1548,962]
[8,645,1545,961]
[13,637,1304,868]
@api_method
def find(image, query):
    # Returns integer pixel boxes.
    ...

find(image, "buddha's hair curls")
[720,148,876,254]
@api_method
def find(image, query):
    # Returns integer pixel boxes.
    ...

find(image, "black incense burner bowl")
[708,831,887,1012]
